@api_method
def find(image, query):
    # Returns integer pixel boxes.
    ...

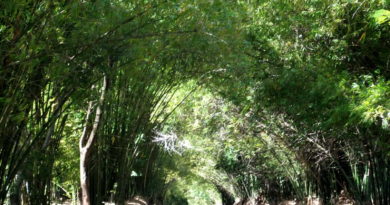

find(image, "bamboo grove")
[0,0,389,205]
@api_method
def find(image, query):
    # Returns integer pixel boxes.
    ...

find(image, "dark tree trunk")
[9,172,23,205]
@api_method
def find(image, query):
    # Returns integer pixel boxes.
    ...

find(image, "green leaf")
[371,9,390,25]
[11,112,25,122]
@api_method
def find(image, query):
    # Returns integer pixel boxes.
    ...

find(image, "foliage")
[0,0,389,204]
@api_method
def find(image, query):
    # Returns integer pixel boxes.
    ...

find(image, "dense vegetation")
[0,0,389,204]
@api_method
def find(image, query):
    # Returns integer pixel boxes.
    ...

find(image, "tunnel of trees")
[0,0,389,205]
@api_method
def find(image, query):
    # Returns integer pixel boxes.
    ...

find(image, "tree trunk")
[79,75,107,205]
[80,149,90,205]
[9,171,23,205]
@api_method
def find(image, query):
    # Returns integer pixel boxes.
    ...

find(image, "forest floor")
[53,198,354,205]
[52,194,355,205]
